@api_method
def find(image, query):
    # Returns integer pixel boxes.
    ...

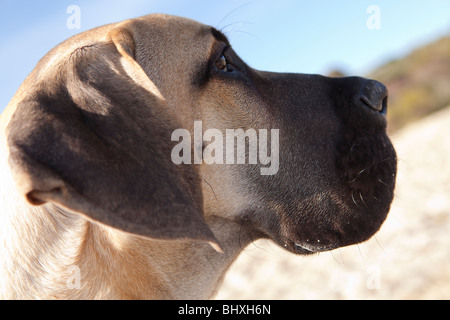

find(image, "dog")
[0,14,397,299]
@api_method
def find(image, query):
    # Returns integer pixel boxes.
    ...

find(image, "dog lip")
[294,243,316,254]
[294,241,338,254]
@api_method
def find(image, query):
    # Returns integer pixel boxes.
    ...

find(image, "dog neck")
[0,168,247,299]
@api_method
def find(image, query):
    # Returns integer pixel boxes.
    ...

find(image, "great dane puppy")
[0,14,397,299]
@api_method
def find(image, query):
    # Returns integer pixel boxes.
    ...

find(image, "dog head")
[6,14,397,254]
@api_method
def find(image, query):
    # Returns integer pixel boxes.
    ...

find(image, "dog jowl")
[212,73,398,254]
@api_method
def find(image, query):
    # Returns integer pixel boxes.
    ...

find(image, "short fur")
[0,14,397,299]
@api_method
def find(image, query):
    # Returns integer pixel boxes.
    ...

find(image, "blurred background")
[1,0,449,299]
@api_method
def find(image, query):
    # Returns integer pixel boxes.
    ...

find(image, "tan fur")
[0,14,249,300]
[0,133,246,299]
[0,14,397,299]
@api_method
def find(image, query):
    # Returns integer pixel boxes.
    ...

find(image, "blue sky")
[1,0,449,110]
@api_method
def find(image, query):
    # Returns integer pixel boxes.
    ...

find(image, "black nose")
[356,80,388,115]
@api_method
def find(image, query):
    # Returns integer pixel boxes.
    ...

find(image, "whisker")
[376,157,394,165]
[220,20,254,32]
[359,191,368,208]
[348,168,367,183]
[346,138,369,163]
[329,250,342,265]
[226,29,259,40]
[351,190,360,208]
[374,236,385,254]
[337,248,346,268]
[217,2,252,28]
[357,244,364,260]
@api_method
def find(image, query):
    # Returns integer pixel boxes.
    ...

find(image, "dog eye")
[215,55,228,72]
[215,50,236,74]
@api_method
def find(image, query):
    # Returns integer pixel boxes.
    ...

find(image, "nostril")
[360,94,388,114]
[358,80,388,115]
[360,95,380,112]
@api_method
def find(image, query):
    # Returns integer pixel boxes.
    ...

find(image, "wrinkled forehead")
[132,14,230,86]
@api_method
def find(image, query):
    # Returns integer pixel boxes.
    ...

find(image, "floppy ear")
[7,24,221,252]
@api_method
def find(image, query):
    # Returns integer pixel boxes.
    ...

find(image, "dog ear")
[7,24,222,252]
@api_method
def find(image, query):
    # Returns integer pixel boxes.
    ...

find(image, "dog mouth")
[273,131,397,256]
[292,241,339,255]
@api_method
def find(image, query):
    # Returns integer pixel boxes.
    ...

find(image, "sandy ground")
[216,106,450,300]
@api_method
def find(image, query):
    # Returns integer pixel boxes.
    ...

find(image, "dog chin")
[273,189,394,256]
